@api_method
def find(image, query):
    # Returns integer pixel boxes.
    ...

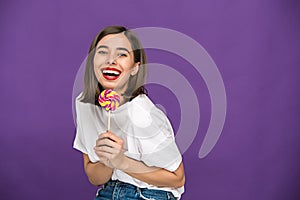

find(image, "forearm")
[83,154,113,186]
[122,157,185,188]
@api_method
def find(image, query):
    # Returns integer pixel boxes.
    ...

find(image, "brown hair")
[80,26,148,105]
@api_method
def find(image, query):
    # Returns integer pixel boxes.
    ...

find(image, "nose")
[106,53,118,65]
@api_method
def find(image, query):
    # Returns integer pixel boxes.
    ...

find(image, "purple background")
[1,0,300,199]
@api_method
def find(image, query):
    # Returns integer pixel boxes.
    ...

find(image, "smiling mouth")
[101,67,121,81]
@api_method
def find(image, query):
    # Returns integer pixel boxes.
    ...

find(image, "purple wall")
[1,0,300,199]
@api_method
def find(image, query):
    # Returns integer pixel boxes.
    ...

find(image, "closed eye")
[98,50,108,55]
[117,53,128,57]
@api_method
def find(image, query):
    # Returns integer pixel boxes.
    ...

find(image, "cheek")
[119,59,135,72]
[93,55,106,67]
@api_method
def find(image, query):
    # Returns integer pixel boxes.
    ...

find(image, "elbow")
[173,174,185,188]
[88,177,99,186]
[172,162,186,188]
[85,170,110,186]
[84,167,109,186]
[87,176,103,187]
[84,167,99,186]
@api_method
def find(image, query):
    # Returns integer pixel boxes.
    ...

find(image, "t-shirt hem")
[164,156,182,172]
[73,144,88,155]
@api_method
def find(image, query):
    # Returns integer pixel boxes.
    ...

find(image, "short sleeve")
[140,136,182,172]
[136,107,182,172]
[73,98,88,154]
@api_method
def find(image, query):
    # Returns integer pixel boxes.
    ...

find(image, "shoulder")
[130,94,164,116]
[131,94,154,108]
[128,95,170,129]
[75,92,96,113]
[75,93,85,109]
[75,92,83,103]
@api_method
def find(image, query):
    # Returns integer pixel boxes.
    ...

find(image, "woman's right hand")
[94,131,128,170]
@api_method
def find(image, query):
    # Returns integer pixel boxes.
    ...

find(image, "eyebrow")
[97,45,108,50]
[97,45,130,53]
[117,47,130,53]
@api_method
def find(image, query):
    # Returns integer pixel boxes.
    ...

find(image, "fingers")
[96,137,122,150]
[99,132,124,145]
[95,131,125,169]
[94,145,119,155]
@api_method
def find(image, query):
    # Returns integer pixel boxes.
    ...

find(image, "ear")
[131,62,140,76]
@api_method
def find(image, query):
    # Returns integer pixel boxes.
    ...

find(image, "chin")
[100,78,127,91]
[101,84,117,90]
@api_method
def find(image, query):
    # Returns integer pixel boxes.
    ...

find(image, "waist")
[104,179,177,199]
[111,169,183,197]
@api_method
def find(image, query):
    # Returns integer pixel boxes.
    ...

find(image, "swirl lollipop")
[98,89,120,130]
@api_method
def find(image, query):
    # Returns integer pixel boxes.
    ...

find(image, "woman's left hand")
[94,131,127,170]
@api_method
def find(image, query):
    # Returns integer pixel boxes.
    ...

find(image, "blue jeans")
[95,179,177,200]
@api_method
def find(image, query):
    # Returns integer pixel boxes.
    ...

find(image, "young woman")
[73,26,185,200]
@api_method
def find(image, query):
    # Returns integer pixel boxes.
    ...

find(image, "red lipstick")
[102,67,121,81]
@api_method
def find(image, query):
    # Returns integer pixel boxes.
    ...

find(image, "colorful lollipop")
[98,89,120,111]
[98,89,120,130]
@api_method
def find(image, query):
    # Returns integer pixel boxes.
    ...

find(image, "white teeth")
[102,70,120,75]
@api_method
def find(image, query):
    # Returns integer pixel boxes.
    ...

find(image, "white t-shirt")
[73,94,184,198]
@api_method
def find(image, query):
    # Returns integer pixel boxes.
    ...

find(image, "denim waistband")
[102,179,176,200]
[104,179,138,190]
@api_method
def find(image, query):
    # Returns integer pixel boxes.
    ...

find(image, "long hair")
[80,26,148,105]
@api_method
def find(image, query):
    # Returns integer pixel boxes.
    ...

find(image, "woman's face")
[93,33,139,93]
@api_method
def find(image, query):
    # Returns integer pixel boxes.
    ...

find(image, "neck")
[119,95,127,105]
[102,82,130,106]
[114,85,129,106]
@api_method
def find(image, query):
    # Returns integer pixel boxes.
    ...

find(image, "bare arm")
[94,132,185,188]
[125,161,185,188]
[83,153,113,186]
